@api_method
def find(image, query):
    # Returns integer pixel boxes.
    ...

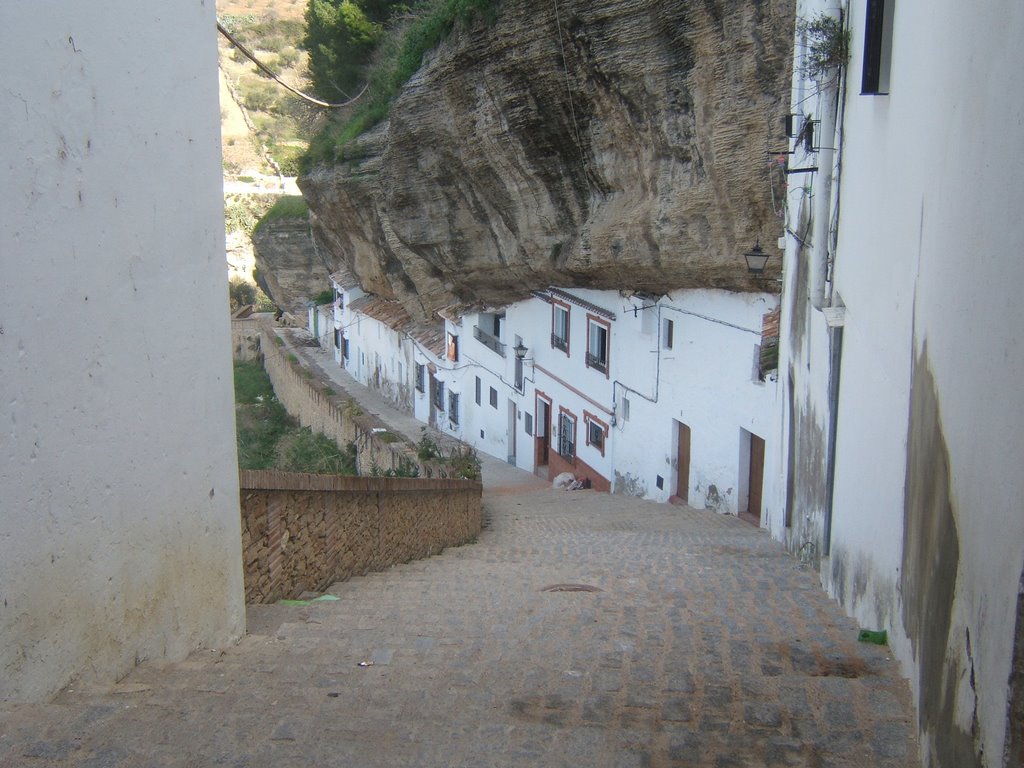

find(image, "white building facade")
[317,283,781,521]
[773,1,1024,764]
[0,4,245,700]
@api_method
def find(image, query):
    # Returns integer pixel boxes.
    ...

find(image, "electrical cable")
[217,20,367,109]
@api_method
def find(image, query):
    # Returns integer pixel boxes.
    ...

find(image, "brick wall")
[239,470,482,603]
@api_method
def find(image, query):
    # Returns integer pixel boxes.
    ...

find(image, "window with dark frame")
[448,392,460,424]
[588,419,604,451]
[489,386,498,409]
[525,413,533,436]
[475,376,482,405]
[586,317,610,374]
[584,410,608,456]
[862,0,894,95]
[558,412,576,459]
[663,318,674,350]
[415,364,425,393]
[552,303,570,352]
[434,379,445,411]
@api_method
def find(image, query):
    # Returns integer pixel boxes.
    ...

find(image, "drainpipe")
[809,4,844,310]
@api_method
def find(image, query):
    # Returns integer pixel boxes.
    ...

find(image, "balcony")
[473,325,506,357]
[551,333,568,352]
[586,352,608,374]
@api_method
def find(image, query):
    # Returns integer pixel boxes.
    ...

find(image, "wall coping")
[239,469,481,493]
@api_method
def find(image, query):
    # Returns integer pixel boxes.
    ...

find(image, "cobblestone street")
[0,471,918,766]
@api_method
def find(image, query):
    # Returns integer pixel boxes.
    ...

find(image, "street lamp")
[744,241,770,274]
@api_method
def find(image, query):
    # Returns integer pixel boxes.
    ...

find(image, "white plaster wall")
[828,1,1024,761]
[0,3,244,701]
[775,0,1024,762]
[612,290,780,514]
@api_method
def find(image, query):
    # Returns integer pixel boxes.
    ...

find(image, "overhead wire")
[217,20,367,109]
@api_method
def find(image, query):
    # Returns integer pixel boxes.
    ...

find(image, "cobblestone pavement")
[0,487,918,767]
[0,331,919,766]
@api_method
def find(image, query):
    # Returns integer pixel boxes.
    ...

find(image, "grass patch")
[254,195,309,234]
[304,0,499,170]
[234,361,357,474]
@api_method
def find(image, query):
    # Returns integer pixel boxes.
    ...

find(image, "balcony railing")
[586,351,608,374]
[473,325,506,357]
[551,333,568,352]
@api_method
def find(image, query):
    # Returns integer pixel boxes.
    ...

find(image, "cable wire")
[217,21,367,109]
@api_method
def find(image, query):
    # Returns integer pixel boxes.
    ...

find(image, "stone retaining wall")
[261,328,459,477]
[239,470,482,603]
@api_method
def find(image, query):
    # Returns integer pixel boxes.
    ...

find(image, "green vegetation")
[303,0,499,169]
[234,360,358,474]
[370,456,421,477]
[797,12,850,78]
[225,193,278,236]
[312,288,335,305]
[254,195,309,234]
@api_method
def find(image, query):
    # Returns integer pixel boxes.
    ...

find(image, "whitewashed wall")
[0,3,244,701]
[614,290,780,515]
[776,0,1024,764]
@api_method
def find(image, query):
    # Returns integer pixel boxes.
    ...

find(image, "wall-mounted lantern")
[744,241,770,274]
[513,341,529,360]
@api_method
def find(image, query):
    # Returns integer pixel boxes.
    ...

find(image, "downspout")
[809,3,845,310]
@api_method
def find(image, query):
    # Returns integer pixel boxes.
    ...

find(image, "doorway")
[739,429,765,526]
[507,399,517,464]
[674,421,691,503]
[535,395,551,476]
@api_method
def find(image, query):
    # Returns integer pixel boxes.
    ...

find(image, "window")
[861,0,894,95]
[489,386,498,409]
[415,364,425,393]
[551,302,570,353]
[446,332,459,362]
[558,411,576,459]
[514,356,524,391]
[434,379,445,411]
[586,316,610,374]
[334,328,341,349]
[525,413,533,436]
[448,392,460,424]
[584,410,608,456]
[475,376,482,405]
[342,337,350,361]
[662,318,674,350]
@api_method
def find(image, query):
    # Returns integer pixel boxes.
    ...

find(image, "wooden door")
[676,422,691,502]
[536,399,550,468]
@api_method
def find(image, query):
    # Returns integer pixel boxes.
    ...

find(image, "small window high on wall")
[862,0,894,94]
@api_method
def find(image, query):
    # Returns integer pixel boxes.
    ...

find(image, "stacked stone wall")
[260,328,457,477]
[239,470,481,603]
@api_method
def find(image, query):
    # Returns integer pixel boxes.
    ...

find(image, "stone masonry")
[240,469,482,603]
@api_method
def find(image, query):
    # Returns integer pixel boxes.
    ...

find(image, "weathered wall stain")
[1005,566,1024,766]
[901,343,980,767]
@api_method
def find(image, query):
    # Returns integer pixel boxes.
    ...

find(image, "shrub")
[797,13,850,79]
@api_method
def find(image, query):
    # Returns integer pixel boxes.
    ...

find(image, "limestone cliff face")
[300,0,794,320]
[252,216,331,314]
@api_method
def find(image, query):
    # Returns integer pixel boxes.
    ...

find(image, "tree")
[303,0,384,100]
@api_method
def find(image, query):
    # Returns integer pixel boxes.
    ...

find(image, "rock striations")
[300,0,794,321]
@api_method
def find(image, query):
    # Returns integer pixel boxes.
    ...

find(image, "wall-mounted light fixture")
[513,341,529,360]
[744,241,770,274]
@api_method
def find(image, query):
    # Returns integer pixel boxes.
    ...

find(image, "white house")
[773,1,1024,764]
[316,281,782,519]
[0,4,244,700]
